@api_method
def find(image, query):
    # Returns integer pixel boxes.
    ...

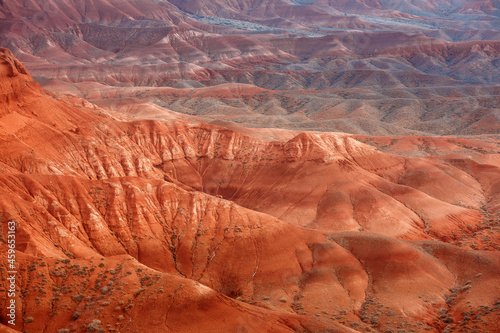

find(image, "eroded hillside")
[1,47,500,332]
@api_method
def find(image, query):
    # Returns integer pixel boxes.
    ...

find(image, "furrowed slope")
[1,1,499,135]
[1,48,500,332]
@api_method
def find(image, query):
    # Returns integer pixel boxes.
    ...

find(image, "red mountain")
[1,0,499,135]
[1,46,500,332]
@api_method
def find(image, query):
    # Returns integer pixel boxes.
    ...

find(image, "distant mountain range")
[1,0,499,135]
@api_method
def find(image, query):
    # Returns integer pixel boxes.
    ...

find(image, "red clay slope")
[0,48,500,332]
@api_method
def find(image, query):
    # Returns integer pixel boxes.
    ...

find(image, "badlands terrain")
[0,0,500,332]
[1,0,499,134]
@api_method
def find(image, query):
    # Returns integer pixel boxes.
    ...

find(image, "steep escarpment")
[1,45,498,246]
[1,48,500,332]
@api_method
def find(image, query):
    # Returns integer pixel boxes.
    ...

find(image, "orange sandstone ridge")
[0,48,500,332]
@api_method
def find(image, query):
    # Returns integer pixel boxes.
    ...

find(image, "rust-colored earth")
[1,1,500,332]
[0,45,499,332]
[1,0,499,136]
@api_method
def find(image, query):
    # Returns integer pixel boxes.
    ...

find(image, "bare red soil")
[0,47,499,332]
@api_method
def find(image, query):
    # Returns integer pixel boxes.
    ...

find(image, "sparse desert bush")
[87,319,102,332]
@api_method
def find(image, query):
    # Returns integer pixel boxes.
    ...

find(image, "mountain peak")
[0,47,30,78]
[0,47,40,105]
